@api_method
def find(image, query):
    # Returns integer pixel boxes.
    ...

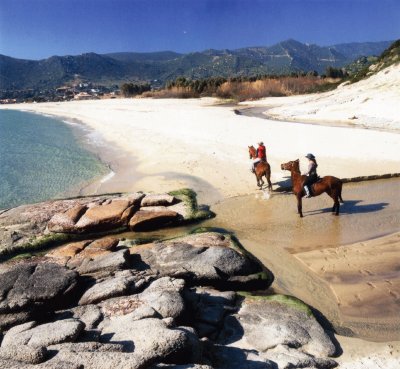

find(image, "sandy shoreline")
[2,97,400,205]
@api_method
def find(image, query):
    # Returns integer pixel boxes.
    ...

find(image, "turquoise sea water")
[0,110,108,209]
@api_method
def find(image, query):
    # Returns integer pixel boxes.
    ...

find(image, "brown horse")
[248,145,272,191]
[281,159,344,217]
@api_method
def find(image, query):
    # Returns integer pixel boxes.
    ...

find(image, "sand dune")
[244,63,400,131]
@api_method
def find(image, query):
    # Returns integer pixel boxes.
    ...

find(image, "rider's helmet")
[258,141,264,145]
[305,153,315,160]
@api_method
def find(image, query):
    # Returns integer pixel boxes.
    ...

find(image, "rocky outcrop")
[0,189,213,258]
[0,184,336,369]
[0,195,337,368]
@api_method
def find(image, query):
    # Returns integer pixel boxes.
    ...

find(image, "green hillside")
[0,39,392,91]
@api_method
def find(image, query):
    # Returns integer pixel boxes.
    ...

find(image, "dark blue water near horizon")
[0,110,108,209]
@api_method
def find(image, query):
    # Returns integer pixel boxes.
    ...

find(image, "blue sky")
[0,0,399,60]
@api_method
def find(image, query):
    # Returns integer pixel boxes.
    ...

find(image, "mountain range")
[0,39,392,91]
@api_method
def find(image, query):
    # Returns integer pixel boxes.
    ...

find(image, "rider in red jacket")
[257,142,267,161]
[252,141,267,172]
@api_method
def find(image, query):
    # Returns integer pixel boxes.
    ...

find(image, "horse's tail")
[338,180,344,203]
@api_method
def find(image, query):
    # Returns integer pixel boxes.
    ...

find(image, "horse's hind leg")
[328,190,340,215]
[265,174,272,191]
[332,195,340,215]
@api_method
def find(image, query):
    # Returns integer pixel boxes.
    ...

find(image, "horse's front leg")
[297,195,303,217]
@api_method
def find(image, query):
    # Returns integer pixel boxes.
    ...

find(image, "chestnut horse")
[248,145,272,191]
[281,159,343,217]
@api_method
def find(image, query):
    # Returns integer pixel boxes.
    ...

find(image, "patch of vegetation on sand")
[169,188,215,221]
[238,292,313,317]
[0,233,74,261]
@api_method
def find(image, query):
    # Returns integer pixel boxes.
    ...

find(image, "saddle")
[308,177,321,196]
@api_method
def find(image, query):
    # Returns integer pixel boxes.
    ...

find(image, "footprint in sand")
[360,269,373,276]
[389,290,399,299]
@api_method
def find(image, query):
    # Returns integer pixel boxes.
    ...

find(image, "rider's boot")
[304,186,311,198]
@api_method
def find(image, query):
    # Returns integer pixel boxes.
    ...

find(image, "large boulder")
[77,237,119,258]
[129,209,180,231]
[132,233,267,289]
[138,277,186,320]
[0,344,47,364]
[54,304,103,329]
[141,194,177,207]
[72,249,129,276]
[46,240,92,259]
[98,277,186,321]
[47,204,88,233]
[73,199,135,233]
[47,194,145,234]
[0,262,78,314]
[0,195,115,256]
[2,318,84,347]
[78,272,136,305]
[100,316,199,365]
[217,296,337,368]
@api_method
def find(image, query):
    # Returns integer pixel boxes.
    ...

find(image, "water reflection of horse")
[281,159,344,217]
[248,145,272,191]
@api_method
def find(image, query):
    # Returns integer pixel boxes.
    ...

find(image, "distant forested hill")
[0,39,392,90]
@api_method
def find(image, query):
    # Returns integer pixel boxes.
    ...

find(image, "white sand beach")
[3,95,400,204]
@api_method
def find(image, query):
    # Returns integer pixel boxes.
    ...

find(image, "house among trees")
[74,92,94,100]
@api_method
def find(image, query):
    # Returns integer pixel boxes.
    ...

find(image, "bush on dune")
[137,74,336,101]
[142,86,199,99]
[215,76,329,101]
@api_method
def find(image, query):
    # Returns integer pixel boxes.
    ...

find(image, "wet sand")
[203,178,400,341]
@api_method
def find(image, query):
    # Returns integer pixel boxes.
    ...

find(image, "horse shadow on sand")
[305,200,389,216]
[273,176,292,190]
